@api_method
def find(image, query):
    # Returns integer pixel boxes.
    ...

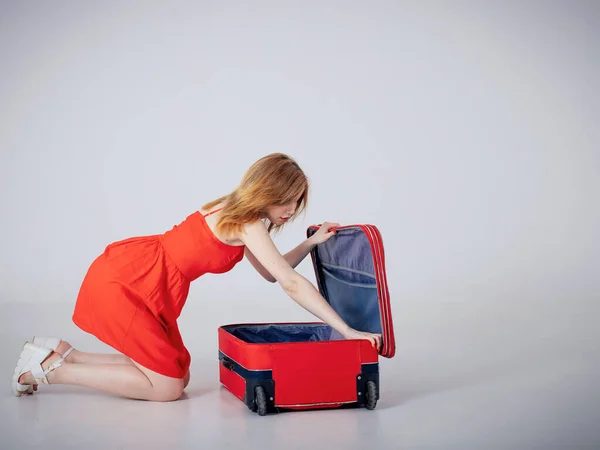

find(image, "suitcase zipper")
[362,224,394,358]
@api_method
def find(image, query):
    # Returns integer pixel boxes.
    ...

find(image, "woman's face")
[266,193,303,225]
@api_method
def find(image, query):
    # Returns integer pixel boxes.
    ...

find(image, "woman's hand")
[310,221,340,245]
[341,328,382,351]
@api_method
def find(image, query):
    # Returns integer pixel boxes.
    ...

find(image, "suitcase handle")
[221,356,234,371]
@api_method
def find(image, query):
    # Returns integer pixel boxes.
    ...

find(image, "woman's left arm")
[245,221,339,282]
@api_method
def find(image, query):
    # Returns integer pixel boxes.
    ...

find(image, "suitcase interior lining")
[222,323,343,344]
[311,227,383,335]
[321,265,382,335]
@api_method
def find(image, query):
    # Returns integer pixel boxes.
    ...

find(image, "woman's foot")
[12,341,74,395]
[17,351,65,386]
[49,340,74,360]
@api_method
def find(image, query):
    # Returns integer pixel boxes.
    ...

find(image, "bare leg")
[52,341,134,365]
[68,349,134,365]
[18,351,185,402]
[32,341,190,392]
[67,347,190,388]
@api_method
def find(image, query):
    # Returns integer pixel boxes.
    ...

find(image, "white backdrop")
[2,3,600,447]
[1,1,598,322]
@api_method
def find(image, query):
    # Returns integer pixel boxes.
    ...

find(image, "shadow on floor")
[376,347,563,410]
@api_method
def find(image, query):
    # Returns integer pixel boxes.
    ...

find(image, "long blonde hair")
[202,153,309,236]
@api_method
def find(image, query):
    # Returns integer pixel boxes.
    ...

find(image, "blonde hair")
[202,153,309,236]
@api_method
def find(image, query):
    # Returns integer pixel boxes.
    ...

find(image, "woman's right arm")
[238,220,382,350]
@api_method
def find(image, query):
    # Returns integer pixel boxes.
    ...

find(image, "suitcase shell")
[218,224,395,415]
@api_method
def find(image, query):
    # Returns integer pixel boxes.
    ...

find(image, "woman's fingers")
[373,334,382,351]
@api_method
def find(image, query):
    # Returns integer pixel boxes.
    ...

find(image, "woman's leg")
[52,340,134,365]
[183,369,190,389]
[18,343,185,402]
[57,342,190,389]
[71,351,134,365]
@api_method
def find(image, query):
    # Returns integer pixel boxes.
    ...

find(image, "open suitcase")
[217,223,395,415]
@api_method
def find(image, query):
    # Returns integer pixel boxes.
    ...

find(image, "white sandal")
[31,336,63,352]
[11,342,73,396]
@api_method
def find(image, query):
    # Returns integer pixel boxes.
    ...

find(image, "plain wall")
[1,1,598,324]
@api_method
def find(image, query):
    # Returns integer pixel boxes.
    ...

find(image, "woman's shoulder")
[199,203,262,247]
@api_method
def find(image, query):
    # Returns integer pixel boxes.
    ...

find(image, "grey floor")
[1,298,599,450]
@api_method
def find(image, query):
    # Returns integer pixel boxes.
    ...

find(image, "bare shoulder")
[201,203,246,246]
[240,219,269,236]
[237,219,272,247]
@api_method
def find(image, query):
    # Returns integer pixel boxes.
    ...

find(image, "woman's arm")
[283,238,317,268]
[245,222,339,283]
[239,220,382,350]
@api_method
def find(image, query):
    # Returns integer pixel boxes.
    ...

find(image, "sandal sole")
[11,342,51,397]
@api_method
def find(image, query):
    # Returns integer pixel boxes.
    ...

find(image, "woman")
[12,153,382,401]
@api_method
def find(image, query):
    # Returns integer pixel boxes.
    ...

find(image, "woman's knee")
[131,361,186,402]
[151,379,185,402]
[183,370,190,389]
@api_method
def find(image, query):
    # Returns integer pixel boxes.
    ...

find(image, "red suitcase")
[217,223,395,415]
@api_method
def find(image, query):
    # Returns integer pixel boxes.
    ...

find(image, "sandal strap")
[31,347,74,385]
[31,363,50,384]
[62,346,74,360]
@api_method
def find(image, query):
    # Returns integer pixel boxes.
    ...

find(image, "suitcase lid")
[306,224,396,358]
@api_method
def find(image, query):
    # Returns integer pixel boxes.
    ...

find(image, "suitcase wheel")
[365,380,377,410]
[254,385,268,416]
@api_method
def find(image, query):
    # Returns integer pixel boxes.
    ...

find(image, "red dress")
[72,209,245,378]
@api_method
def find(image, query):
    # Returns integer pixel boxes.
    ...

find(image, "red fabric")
[219,364,246,401]
[73,211,245,378]
[360,224,395,358]
[271,341,362,407]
